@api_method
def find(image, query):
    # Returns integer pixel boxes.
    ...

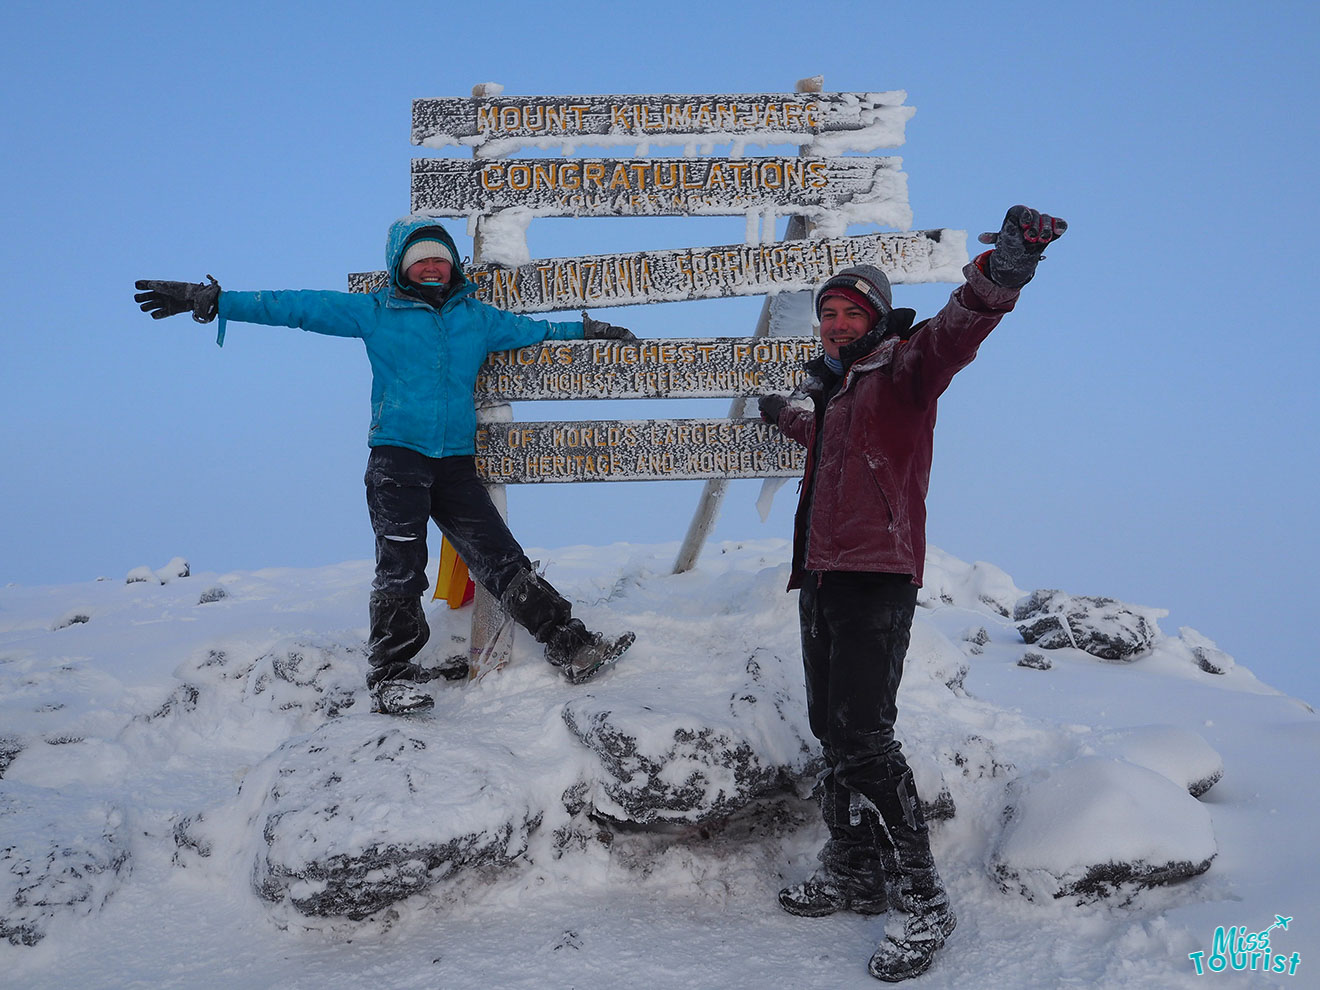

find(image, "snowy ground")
[2,540,1316,989]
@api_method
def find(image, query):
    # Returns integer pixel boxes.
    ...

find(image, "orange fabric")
[434,537,476,608]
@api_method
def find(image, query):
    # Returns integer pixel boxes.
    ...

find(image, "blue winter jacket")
[216,215,583,458]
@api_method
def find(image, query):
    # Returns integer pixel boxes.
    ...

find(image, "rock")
[962,626,991,655]
[1017,651,1052,671]
[198,586,228,604]
[51,611,91,631]
[134,640,363,734]
[1089,725,1224,798]
[921,550,1023,618]
[0,736,22,778]
[0,785,130,945]
[155,557,191,582]
[177,717,543,921]
[907,752,956,821]
[562,651,814,826]
[1179,627,1235,675]
[1014,590,1166,661]
[990,757,1215,904]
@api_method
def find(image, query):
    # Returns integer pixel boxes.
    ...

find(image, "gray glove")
[134,276,221,323]
[758,394,788,425]
[978,206,1067,289]
[582,312,637,341]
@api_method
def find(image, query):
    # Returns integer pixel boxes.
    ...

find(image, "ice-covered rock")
[921,550,1023,618]
[1,785,130,945]
[176,717,545,921]
[1017,651,1052,671]
[990,757,1216,904]
[1179,626,1236,675]
[0,736,22,777]
[1014,589,1166,661]
[1086,725,1224,797]
[155,557,190,583]
[563,649,814,825]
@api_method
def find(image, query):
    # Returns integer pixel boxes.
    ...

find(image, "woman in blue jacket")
[135,215,634,714]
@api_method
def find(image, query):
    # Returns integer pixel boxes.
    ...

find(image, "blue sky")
[3,0,1317,701]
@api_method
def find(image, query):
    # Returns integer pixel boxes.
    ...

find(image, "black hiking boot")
[779,867,888,917]
[867,891,956,982]
[782,773,888,917]
[502,568,634,682]
[370,679,434,715]
[853,768,955,981]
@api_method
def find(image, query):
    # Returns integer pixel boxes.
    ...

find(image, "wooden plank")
[411,91,913,151]
[348,230,964,312]
[409,156,906,221]
[473,336,819,402]
[473,418,805,484]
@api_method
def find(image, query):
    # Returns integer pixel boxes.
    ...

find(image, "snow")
[2,540,1317,988]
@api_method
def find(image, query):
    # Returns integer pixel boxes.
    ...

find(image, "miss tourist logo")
[1189,915,1301,977]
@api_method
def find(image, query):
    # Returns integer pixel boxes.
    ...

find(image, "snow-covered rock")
[1086,725,1224,797]
[1014,589,1166,661]
[177,717,545,920]
[563,649,811,825]
[1178,626,1236,675]
[1,785,130,946]
[1017,650,1053,670]
[990,757,1216,904]
[921,550,1023,617]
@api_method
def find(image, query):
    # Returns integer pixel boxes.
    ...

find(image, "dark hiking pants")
[364,446,531,685]
[798,570,918,789]
[798,570,942,894]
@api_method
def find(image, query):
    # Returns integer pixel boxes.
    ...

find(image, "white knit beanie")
[400,238,455,273]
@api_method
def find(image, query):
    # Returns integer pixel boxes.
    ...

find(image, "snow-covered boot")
[502,568,634,683]
[371,679,434,715]
[858,769,955,982]
[780,773,887,917]
[779,865,888,917]
[366,592,431,688]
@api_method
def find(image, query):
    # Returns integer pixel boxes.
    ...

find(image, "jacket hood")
[385,215,467,294]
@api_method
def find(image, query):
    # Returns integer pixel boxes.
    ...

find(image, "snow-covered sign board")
[410,156,908,225]
[474,418,805,484]
[411,91,914,156]
[348,230,963,313]
[474,337,820,402]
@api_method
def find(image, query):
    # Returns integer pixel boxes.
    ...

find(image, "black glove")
[134,276,222,323]
[758,394,788,425]
[977,206,1067,289]
[581,312,637,341]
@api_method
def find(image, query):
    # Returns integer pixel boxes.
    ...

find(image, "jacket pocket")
[864,454,898,533]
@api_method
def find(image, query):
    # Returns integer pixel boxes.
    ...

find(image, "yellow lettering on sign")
[476,105,499,133]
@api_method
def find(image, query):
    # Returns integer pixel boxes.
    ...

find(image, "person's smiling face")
[406,257,452,286]
[819,297,875,359]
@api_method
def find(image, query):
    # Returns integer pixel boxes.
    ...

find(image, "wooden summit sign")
[474,418,806,485]
[349,230,956,313]
[410,156,907,222]
[412,91,913,150]
[474,336,820,402]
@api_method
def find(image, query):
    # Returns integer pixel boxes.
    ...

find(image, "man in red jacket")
[759,206,1065,982]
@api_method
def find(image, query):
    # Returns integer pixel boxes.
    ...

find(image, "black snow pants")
[364,445,532,686]
[798,570,942,901]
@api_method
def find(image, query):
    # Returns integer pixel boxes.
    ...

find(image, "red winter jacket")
[775,261,1020,589]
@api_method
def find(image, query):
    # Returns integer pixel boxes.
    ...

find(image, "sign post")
[356,76,968,678]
